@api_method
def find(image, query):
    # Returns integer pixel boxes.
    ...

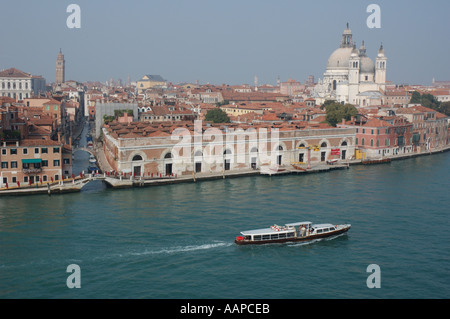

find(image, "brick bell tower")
[56,49,65,84]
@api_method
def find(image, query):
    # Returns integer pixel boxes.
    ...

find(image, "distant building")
[56,49,65,84]
[280,79,304,96]
[137,75,166,93]
[0,68,46,100]
[94,102,139,138]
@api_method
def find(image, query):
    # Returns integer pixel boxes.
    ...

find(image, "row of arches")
[128,139,352,175]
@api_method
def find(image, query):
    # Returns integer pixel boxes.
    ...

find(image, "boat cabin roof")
[240,222,311,236]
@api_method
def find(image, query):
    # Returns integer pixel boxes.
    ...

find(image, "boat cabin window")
[287,232,295,238]
[279,233,286,239]
[330,227,335,231]
[271,234,278,240]
[323,228,329,232]
[317,229,323,234]
[262,235,270,240]
[244,236,251,240]
[253,235,262,241]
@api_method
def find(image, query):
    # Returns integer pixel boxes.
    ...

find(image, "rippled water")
[0,151,449,299]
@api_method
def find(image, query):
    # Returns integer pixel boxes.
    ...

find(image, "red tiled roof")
[0,67,31,78]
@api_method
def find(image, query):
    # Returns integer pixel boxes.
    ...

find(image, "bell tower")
[348,44,360,104]
[375,43,387,90]
[56,49,65,84]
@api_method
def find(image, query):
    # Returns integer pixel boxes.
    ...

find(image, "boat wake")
[129,241,233,256]
[287,233,347,247]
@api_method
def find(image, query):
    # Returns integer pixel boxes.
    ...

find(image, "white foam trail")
[129,242,232,257]
[287,233,347,247]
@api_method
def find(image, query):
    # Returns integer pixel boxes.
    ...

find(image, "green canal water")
[0,150,449,299]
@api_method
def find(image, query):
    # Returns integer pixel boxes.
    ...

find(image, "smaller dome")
[360,56,375,73]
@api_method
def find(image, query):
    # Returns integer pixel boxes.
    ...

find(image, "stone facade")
[102,121,356,176]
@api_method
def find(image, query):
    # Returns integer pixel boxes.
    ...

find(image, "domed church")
[313,23,387,106]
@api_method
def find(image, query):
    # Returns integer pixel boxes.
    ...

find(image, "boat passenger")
[300,226,306,237]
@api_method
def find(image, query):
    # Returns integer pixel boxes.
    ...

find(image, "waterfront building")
[0,100,73,188]
[338,115,414,159]
[101,121,355,176]
[395,105,449,150]
[313,24,387,105]
[0,139,72,188]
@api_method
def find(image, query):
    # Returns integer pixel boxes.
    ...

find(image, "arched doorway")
[223,149,232,171]
[132,154,143,176]
[276,145,283,165]
[250,147,258,169]
[320,142,328,162]
[341,141,348,160]
[298,143,306,163]
[164,152,173,175]
[194,150,202,173]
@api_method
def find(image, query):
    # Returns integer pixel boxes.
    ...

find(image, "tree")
[205,108,231,123]
[439,101,450,116]
[410,91,441,112]
[324,101,358,127]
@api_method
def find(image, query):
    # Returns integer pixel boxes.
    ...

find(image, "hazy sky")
[0,0,449,86]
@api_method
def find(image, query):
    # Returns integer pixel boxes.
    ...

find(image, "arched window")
[341,141,348,146]
[132,155,143,161]
[320,142,328,148]
[370,139,374,147]
[332,80,337,91]
[278,145,283,151]
[362,138,365,146]
[164,153,172,159]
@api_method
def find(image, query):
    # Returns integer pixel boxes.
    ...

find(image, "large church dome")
[326,47,354,69]
[326,23,354,70]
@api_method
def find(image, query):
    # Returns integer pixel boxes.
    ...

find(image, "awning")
[22,159,42,164]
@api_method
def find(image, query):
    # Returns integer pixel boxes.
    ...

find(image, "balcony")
[22,168,42,174]
[21,159,42,174]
